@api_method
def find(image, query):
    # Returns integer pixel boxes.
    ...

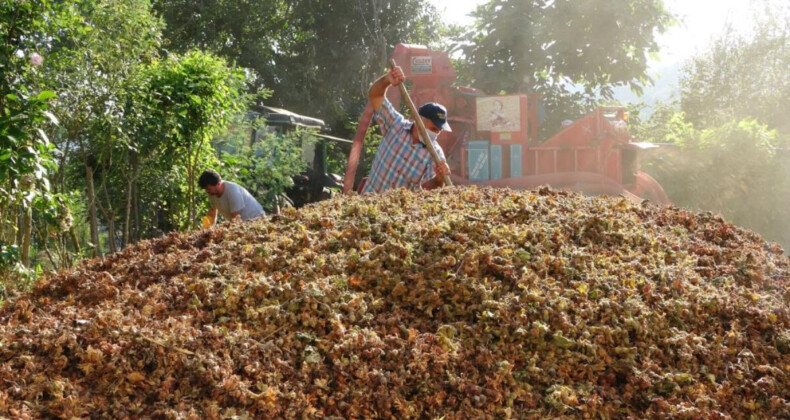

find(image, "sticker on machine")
[476,96,521,132]
[411,56,432,74]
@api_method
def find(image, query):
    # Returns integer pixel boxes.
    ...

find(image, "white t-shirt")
[209,181,265,221]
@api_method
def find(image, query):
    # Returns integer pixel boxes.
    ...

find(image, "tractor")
[240,105,346,212]
[344,44,670,205]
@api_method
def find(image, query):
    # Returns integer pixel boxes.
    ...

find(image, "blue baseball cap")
[418,102,452,132]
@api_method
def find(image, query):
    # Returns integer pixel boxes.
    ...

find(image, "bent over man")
[198,169,265,225]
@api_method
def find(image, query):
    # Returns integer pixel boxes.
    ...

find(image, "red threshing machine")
[344,44,670,205]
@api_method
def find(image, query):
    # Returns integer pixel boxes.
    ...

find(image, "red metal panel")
[343,103,374,194]
[390,44,458,114]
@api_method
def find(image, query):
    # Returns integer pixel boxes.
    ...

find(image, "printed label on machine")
[476,96,522,132]
[411,56,432,74]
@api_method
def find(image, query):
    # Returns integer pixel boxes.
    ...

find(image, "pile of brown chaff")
[1,186,788,419]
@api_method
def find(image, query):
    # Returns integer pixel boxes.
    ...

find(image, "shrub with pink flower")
[29,52,43,66]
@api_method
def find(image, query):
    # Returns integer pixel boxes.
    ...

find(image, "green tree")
[460,0,673,135]
[679,0,790,134]
[143,50,249,229]
[153,0,442,135]
[0,0,79,284]
[260,0,441,127]
[640,118,789,248]
[631,101,695,146]
[47,0,163,257]
[152,0,285,62]
[647,0,790,250]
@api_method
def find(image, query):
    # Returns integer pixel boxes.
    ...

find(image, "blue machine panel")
[510,144,523,177]
[467,141,489,181]
[490,144,503,180]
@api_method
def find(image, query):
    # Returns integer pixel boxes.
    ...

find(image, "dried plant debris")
[0,186,788,419]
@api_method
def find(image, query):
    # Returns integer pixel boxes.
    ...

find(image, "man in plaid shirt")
[361,65,451,194]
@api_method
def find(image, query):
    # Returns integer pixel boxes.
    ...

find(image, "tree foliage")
[634,0,790,250]
[216,119,317,214]
[640,116,790,248]
[263,0,440,126]
[458,0,673,135]
[0,0,80,284]
[153,0,442,133]
[143,50,249,228]
[679,1,790,134]
[46,0,164,257]
[2,0,254,283]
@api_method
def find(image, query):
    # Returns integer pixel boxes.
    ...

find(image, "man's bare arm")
[421,176,443,190]
[369,66,405,112]
[421,162,451,190]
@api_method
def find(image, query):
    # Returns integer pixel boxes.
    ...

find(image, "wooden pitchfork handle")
[389,58,453,187]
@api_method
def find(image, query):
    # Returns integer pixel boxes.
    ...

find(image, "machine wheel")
[629,171,671,205]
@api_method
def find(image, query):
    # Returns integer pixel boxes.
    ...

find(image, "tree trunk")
[16,207,24,247]
[56,233,69,269]
[123,177,133,248]
[0,203,5,244]
[35,224,58,270]
[97,170,117,254]
[106,215,117,254]
[187,144,195,230]
[188,166,195,229]
[122,152,137,248]
[20,204,32,267]
[0,203,17,245]
[69,228,81,257]
[85,164,101,257]
[132,178,140,243]
[56,136,70,194]
[249,127,257,147]
[130,151,140,244]
[53,231,72,269]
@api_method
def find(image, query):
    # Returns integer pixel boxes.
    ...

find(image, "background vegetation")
[1,0,787,296]
[634,2,790,248]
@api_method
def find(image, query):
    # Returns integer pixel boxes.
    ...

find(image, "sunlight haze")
[431,0,757,104]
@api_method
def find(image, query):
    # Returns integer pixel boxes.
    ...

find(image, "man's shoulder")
[377,97,402,119]
[223,181,245,193]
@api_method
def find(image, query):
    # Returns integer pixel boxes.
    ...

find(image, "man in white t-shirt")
[198,169,265,225]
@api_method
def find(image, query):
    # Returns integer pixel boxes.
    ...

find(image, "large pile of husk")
[0,187,788,419]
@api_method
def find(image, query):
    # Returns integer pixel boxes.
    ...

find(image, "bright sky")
[658,0,752,61]
[432,0,753,61]
[432,0,482,26]
[431,0,758,104]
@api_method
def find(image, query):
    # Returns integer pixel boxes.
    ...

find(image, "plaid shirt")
[362,98,446,194]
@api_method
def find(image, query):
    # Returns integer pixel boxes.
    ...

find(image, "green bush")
[643,118,790,250]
